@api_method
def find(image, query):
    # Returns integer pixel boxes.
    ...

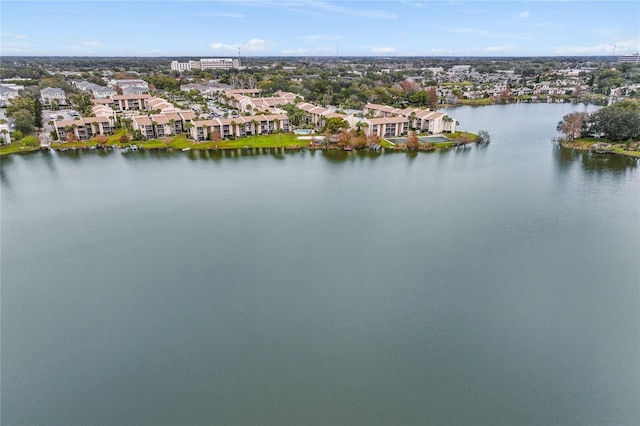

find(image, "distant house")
[74,81,116,98]
[0,85,21,107]
[40,87,67,106]
[110,79,149,95]
[0,122,11,145]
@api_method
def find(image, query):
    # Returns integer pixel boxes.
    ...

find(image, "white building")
[74,81,117,98]
[0,122,11,145]
[40,87,67,106]
[0,84,22,107]
[171,58,241,71]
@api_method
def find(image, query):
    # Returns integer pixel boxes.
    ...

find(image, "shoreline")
[559,140,640,159]
[1,132,480,158]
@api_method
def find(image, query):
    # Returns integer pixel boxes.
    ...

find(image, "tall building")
[171,58,241,71]
[618,54,640,64]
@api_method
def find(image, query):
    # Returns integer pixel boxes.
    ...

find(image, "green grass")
[199,133,306,149]
[0,142,41,156]
[613,148,640,158]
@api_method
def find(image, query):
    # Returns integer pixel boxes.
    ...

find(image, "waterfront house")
[189,114,289,141]
[54,116,114,141]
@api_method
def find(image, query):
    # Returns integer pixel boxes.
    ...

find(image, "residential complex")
[40,87,67,106]
[171,58,241,71]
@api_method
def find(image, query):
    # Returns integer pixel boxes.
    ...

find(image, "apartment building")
[171,58,241,71]
[110,79,149,95]
[222,90,299,114]
[74,81,117,98]
[40,87,67,106]
[112,94,151,111]
[54,116,115,141]
[189,114,289,141]
[363,103,456,134]
[0,85,21,107]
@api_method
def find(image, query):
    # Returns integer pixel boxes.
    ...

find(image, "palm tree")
[230,120,237,138]
[250,119,259,135]
[184,122,194,139]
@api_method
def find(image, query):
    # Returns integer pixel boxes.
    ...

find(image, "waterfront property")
[189,114,290,140]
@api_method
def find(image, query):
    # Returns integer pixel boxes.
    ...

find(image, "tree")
[66,132,78,142]
[406,131,419,150]
[12,109,35,134]
[557,112,588,141]
[22,135,39,147]
[209,129,222,142]
[34,98,43,129]
[323,117,349,134]
[94,134,108,145]
[6,96,35,118]
[589,107,640,141]
[367,133,381,147]
[476,130,491,144]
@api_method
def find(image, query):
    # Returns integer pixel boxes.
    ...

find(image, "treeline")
[557,99,640,142]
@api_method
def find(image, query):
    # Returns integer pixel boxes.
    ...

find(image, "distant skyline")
[2,1,639,57]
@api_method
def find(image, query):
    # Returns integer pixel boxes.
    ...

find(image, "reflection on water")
[554,146,638,176]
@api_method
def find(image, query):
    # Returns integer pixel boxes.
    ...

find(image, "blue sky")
[1,1,639,57]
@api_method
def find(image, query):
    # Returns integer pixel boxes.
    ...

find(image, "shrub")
[22,135,39,147]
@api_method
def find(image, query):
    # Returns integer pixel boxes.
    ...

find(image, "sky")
[1,0,639,57]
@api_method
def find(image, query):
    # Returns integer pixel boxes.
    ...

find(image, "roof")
[40,87,65,95]
[191,114,288,128]
[367,116,408,125]
[132,116,153,126]
[178,110,196,120]
[113,94,151,100]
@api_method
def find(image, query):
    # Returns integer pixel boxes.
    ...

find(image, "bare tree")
[406,131,419,150]
[557,112,587,141]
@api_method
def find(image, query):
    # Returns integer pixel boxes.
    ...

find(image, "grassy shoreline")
[2,131,480,157]
[560,138,640,159]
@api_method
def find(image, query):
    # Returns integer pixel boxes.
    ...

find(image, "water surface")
[2,104,638,425]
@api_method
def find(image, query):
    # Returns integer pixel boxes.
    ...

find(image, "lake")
[1,103,638,425]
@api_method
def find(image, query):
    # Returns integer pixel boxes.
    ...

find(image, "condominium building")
[40,87,67,106]
[618,54,640,64]
[189,114,289,141]
[171,58,241,71]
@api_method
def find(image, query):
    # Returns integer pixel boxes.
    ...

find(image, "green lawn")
[0,142,40,156]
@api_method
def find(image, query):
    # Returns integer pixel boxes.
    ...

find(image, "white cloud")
[554,39,640,55]
[210,42,238,51]
[245,38,274,51]
[301,34,341,42]
[485,45,518,53]
[82,41,104,47]
[1,32,28,39]
[372,47,396,54]
[249,0,397,19]
[518,10,530,18]
[282,48,310,55]
[210,38,274,53]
